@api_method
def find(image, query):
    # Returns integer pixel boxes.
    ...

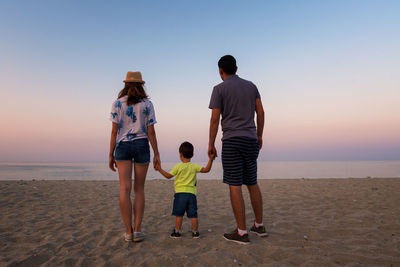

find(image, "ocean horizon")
[0,160,399,181]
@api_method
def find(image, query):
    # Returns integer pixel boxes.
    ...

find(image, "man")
[208,55,266,244]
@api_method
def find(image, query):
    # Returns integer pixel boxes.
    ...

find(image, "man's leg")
[247,183,268,236]
[247,184,263,224]
[229,185,246,230]
[243,137,263,226]
[222,138,250,243]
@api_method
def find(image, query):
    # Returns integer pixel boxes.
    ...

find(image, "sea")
[0,161,399,181]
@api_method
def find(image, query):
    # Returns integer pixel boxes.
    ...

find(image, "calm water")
[0,161,399,180]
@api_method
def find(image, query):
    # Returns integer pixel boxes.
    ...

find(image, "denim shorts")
[114,138,150,164]
[172,193,198,218]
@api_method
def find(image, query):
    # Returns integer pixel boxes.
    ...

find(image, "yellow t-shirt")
[169,162,202,195]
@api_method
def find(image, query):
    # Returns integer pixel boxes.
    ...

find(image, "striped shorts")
[221,136,260,186]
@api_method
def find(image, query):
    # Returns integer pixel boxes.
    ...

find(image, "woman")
[108,71,160,242]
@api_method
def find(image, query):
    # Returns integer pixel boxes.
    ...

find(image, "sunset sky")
[0,0,399,162]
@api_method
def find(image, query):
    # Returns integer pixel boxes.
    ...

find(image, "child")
[156,141,214,238]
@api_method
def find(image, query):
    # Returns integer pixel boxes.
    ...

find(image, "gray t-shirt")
[209,75,261,140]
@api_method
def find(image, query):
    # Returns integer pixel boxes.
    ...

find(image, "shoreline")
[2,161,400,181]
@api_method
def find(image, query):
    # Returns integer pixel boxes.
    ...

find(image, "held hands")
[208,145,217,160]
[154,162,161,171]
[153,154,161,171]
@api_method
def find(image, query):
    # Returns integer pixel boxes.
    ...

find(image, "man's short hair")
[179,141,194,159]
[218,55,237,75]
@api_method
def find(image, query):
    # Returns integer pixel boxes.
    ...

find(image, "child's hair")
[179,142,194,159]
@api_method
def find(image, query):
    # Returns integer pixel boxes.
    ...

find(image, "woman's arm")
[147,125,160,170]
[109,122,119,172]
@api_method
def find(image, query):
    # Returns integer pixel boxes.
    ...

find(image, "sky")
[0,0,399,162]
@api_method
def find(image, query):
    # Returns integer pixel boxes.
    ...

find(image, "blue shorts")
[222,136,260,186]
[114,138,150,164]
[172,193,198,218]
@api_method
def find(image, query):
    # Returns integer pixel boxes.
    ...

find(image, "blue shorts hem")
[134,161,150,165]
[172,193,198,218]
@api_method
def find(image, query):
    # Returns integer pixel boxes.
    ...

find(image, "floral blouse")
[109,96,156,144]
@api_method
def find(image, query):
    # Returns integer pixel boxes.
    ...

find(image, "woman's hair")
[118,82,148,105]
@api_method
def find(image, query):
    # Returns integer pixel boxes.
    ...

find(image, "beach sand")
[1,178,399,266]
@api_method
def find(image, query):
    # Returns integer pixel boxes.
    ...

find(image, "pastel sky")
[0,0,399,162]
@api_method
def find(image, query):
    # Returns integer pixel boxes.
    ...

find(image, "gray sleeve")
[253,83,261,99]
[209,86,222,109]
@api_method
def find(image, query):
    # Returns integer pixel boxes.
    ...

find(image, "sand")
[1,178,400,266]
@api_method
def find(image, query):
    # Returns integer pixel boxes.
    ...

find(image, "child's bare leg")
[175,216,183,231]
[191,218,198,231]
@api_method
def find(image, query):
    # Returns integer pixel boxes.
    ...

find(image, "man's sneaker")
[223,229,250,244]
[170,229,182,239]
[133,232,145,242]
[192,231,200,239]
[250,224,268,237]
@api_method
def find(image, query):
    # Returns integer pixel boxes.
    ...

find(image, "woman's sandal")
[133,232,145,242]
[124,233,133,242]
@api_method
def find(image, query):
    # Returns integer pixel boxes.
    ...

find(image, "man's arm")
[208,108,220,158]
[255,98,265,149]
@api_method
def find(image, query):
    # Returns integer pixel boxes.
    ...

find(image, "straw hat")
[124,71,145,84]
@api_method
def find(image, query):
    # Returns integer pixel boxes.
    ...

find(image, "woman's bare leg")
[133,163,149,232]
[117,161,133,234]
